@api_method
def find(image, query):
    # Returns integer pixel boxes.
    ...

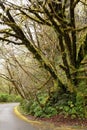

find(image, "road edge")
[14,106,42,125]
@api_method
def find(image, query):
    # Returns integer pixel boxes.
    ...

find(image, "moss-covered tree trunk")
[0,0,87,94]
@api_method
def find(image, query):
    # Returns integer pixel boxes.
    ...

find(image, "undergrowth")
[20,81,87,119]
[0,93,22,102]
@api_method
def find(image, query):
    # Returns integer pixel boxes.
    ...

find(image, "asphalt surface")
[0,103,37,130]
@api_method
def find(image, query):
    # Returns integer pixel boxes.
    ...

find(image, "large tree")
[0,0,87,94]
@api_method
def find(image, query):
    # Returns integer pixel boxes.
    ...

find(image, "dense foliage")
[0,93,22,102]
[20,81,87,119]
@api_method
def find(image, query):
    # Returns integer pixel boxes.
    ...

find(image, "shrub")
[0,93,22,103]
[0,94,8,102]
[20,92,58,118]
[20,83,87,119]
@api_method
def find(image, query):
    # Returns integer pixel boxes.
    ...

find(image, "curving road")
[0,103,37,130]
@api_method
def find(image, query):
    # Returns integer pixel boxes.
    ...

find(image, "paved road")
[0,103,37,130]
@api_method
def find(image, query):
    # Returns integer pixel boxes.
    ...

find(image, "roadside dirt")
[26,114,87,130]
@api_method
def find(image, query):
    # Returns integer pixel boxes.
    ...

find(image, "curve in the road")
[14,106,41,125]
[0,103,38,130]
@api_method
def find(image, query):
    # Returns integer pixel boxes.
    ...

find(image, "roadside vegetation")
[19,85,87,119]
[0,0,87,123]
[0,93,22,102]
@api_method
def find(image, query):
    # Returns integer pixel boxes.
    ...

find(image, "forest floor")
[26,114,87,130]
